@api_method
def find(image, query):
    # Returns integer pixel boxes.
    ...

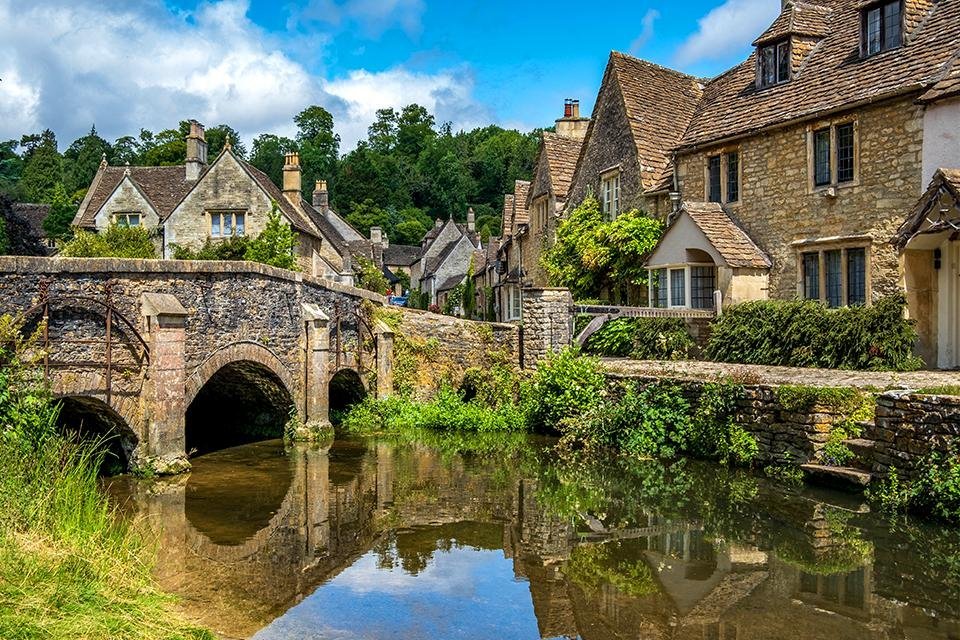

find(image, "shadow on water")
[108,433,960,640]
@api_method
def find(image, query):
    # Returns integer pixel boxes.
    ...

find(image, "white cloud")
[291,0,425,38]
[0,0,480,151]
[629,9,661,55]
[673,0,780,67]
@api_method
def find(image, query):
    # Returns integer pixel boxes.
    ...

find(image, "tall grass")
[0,314,211,639]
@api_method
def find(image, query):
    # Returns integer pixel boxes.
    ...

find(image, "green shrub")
[775,385,865,412]
[685,380,754,464]
[60,224,157,259]
[525,347,606,432]
[583,317,695,360]
[869,452,960,523]
[171,236,250,260]
[244,202,296,270]
[705,294,922,371]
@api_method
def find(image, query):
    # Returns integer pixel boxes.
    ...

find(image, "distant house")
[378,232,420,296]
[72,120,370,284]
[410,209,481,306]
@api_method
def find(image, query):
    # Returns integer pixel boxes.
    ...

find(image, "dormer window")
[862,1,902,56]
[757,40,790,88]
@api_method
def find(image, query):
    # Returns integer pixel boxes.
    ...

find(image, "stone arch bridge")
[0,257,395,473]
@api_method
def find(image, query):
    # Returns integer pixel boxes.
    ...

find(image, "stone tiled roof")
[684,201,772,269]
[609,52,703,193]
[436,273,465,293]
[752,1,833,46]
[513,180,530,228]
[383,244,421,266]
[919,60,960,103]
[892,168,960,250]
[679,0,960,150]
[243,162,320,237]
[75,165,191,227]
[501,194,515,237]
[540,133,582,201]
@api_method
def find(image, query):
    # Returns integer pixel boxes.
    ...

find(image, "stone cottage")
[72,120,370,284]
[648,0,960,368]
[495,181,530,321]
[409,209,481,305]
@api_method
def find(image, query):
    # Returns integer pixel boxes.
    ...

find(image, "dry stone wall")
[868,391,960,478]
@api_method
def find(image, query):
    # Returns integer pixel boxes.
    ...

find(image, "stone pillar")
[521,288,574,369]
[139,293,191,475]
[374,319,395,398]
[300,303,332,439]
[300,443,330,559]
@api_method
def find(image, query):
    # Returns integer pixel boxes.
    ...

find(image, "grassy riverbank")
[0,316,210,639]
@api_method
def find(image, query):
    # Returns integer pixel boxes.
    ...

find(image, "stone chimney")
[312,179,329,211]
[370,226,383,246]
[283,152,302,206]
[555,99,589,140]
[467,207,475,233]
[434,218,443,229]
[185,120,208,181]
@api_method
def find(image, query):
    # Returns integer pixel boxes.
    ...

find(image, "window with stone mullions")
[691,267,716,309]
[825,250,842,307]
[803,252,820,300]
[708,156,722,203]
[814,128,831,187]
[726,151,739,203]
[847,248,866,305]
[837,124,855,184]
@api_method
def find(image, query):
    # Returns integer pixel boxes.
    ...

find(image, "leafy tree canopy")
[245,201,297,270]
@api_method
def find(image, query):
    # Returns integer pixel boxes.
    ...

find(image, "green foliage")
[62,125,111,194]
[687,381,756,465]
[171,236,250,260]
[60,224,157,258]
[484,286,496,321]
[205,124,246,158]
[524,347,607,432]
[41,182,78,242]
[0,315,211,638]
[0,216,7,255]
[869,452,960,523]
[460,364,526,411]
[584,317,695,360]
[441,283,464,316]
[705,295,923,371]
[18,129,62,202]
[822,427,856,466]
[0,140,23,198]
[775,385,865,412]
[462,258,477,319]
[540,198,662,302]
[248,133,297,187]
[354,255,389,294]
[244,201,296,270]
[407,288,430,310]
[564,543,658,598]
[916,385,960,396]
[764,454,805,485]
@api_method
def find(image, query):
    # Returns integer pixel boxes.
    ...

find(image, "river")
[107,434,960,640]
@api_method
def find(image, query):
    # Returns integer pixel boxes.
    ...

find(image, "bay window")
[649,265,717,310]
[601,171,621,219]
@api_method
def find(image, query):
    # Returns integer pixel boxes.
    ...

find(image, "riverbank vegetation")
[583,316,695,360]
[0,315,210,639]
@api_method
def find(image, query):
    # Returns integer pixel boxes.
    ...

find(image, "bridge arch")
[56,395,138,475]
[329,368,367,418]
[185,342,298,456]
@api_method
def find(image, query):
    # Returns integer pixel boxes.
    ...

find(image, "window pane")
[726,152,739,203]
[691,266,716,309]
[236,213,245,236]
[847,247,866,305]
[223,213,232,236]
[670,268,686,307]
[129,214,140,227]
[836,123,855,183]
[708,156,722,202]
[761,46,776,87]
[866,7,881,55]
[803,252,820,300]
[777,41,790,82]
[211,213,221,236]
[883,1,901,49]
[825,250,842,307]
[814,129,831,186]
[613,175,620,218]
[657,269,668,308]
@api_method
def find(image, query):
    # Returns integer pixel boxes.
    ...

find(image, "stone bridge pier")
[0,258,395,474]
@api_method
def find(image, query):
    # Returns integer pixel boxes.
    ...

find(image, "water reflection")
[109,436,960,640]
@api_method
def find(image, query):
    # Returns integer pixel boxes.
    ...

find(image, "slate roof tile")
[683,201,772,269]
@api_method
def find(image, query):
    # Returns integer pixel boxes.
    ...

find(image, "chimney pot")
[563,99,573,118]
[571,99,580,119]
[282,151,302,204]
[467,206,476,233]
[312,179,329,211]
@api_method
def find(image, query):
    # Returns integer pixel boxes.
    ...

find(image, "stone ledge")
[0,256,386,304]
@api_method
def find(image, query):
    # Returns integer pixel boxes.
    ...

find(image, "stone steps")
[843,437,876,471]
[800,464,873,492]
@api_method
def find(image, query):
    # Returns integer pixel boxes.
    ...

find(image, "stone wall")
[677,95,925,301]
[867,391,960,479]
[391,306,519,396]
[521,288,573,369]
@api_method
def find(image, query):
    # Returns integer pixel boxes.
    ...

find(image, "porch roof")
[646,201,771,269]
[892,168,960,251]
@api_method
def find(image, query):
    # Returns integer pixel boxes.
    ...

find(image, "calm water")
[107,435,960,640]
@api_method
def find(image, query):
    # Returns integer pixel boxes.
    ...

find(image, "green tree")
[18,130,61,202]
[463,257,477,319]
[0,215,8,254]
[395,104,436,161]
[63,126,111,194]
[42,183,77,242]
[249,134,297,187]
[206,124,246,158]
[111,135,141,165]
[345,199,391,237]
[295,106,340,199]
[354,255,389,294]
[367,107,399,153]
[0,140,23,198]
[245,201,297,269]
[140,123,188,166]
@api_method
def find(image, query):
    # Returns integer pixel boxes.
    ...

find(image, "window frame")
[704,148,741,205]
[600,170,621,219]
[209,210,247,238]
[532,196,549,231]
[112,212,142,228]
[757,39,791,89]
[807,120,859,192]
[861,0,903,57]
[647,263,717,310]
[505,285,522,321]
[796,239,872,307]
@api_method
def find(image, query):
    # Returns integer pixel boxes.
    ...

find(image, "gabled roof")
[679,0,960,150]
[436,274,466,294]
[532,133,583,203]
[752,1,832,46]
[893,168,960,250]
[513,180,530,228]
[500,194,515,238]
[74,165,192,228]
[383,244,421,267]
[606,52,704,193]
[649,202,771,269]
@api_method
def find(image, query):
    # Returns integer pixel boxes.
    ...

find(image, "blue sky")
[0,0,781,150]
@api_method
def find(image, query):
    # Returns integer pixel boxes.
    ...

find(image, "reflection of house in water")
[113,440,960,640]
